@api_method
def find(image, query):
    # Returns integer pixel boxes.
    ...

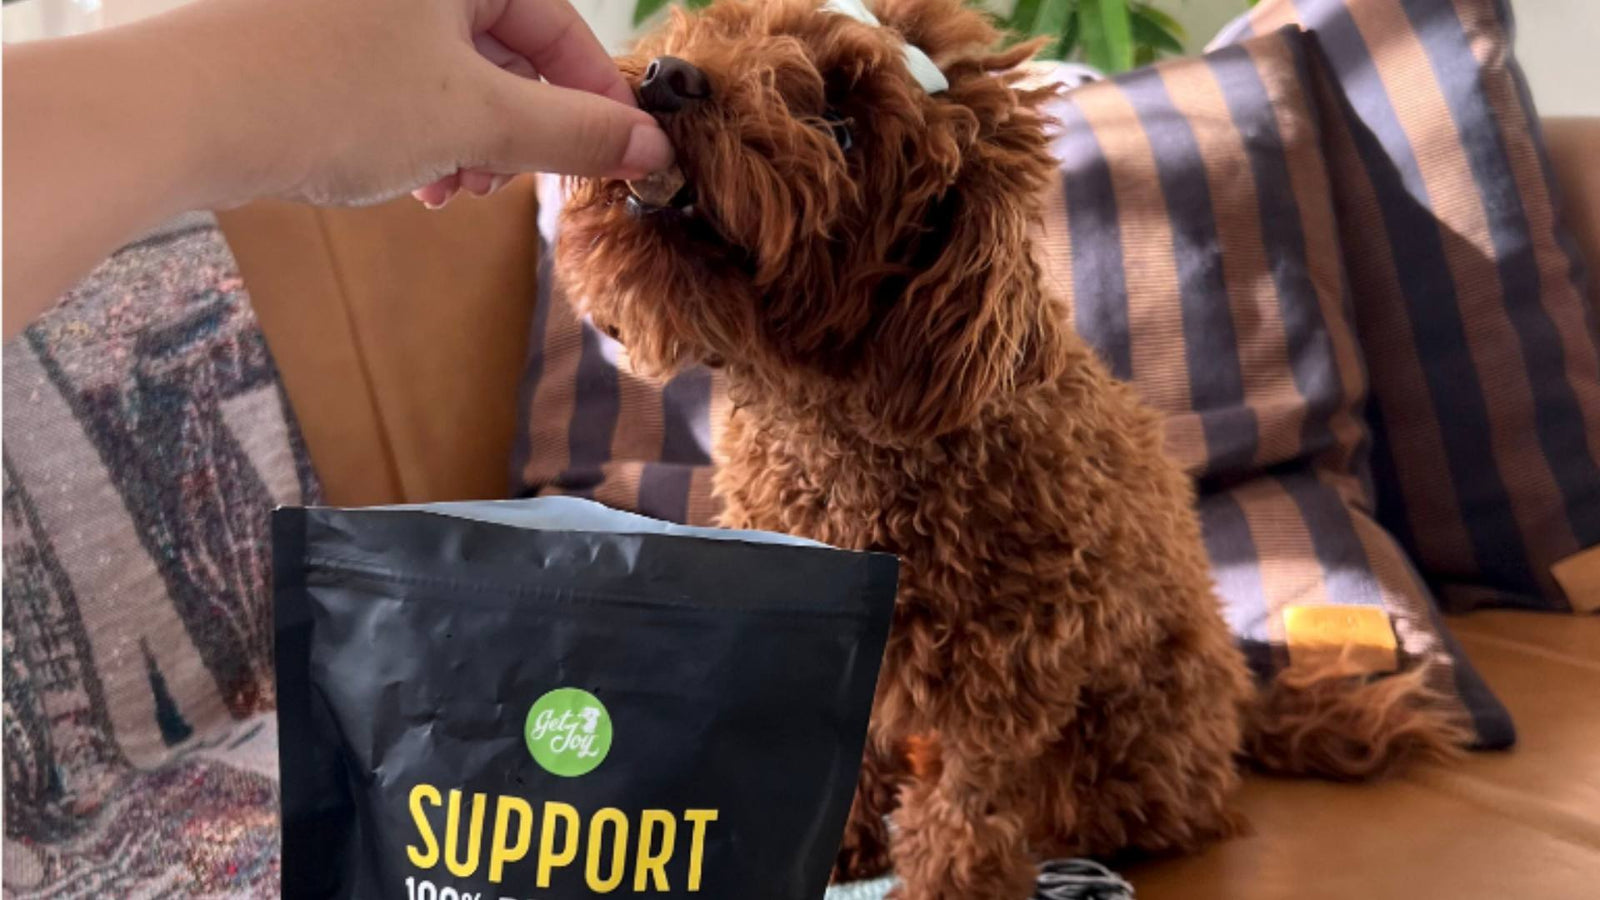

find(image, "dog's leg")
[889,746,1039,900]
[1045,635,1250,859]
[875,572,1092,900]
[832,740,904,883]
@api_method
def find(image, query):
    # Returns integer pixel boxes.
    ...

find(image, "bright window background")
[4,0,1597,114]
[555,0,1600,115]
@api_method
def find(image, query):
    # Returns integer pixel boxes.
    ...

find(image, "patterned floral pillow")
[2,224,312,895]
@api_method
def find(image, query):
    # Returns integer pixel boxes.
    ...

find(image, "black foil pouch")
[274,497,898,900]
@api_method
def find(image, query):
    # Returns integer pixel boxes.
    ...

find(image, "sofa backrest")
[219,122,1598,507]
[216,181,539,505]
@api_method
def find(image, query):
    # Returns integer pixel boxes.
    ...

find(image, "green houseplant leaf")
[1032,0,1076,58]
[1006,0,1045,32]
[636,0,1216,73]
[1053,10,1082,60]
[1129,4,1186,57]
[633,0,673,27]
[1079,0,1135,72]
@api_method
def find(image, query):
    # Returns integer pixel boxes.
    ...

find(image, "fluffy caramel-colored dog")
[557,2,1464,897]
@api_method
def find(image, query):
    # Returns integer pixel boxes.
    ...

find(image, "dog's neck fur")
[710,254,1121,561]
[723,235,1076,465]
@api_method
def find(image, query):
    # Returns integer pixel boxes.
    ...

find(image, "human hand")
[7,0,670,330]
[176,0,671,209]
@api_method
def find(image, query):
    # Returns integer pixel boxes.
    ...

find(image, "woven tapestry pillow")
[515,29,1511,747]
[1214,0,1600,613]
[2,223,316,854]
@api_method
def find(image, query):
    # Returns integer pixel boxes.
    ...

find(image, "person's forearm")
[3,19,223,337]
[3,0,669,338]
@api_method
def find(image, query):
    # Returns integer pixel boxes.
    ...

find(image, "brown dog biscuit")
[626,166,686,207]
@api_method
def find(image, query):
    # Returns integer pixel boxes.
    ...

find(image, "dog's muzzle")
[626,56,706,219]
[638,56,711,114]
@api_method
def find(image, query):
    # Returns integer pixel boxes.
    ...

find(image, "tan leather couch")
[217,119,1600,899]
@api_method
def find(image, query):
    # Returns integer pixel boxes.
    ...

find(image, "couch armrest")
[216,180,539,506]
[1544,118,1600,297]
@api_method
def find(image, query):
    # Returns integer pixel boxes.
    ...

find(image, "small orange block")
[1282,604,1399,675]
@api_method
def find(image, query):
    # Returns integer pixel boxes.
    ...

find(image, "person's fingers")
[470,72,671,178]
[413,173,461,209]
[417,169,510,204]
[412,179,449,207]
[483,0,635,108]
[461,169,497,195]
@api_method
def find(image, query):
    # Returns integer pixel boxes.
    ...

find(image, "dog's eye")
[822,110,854,152]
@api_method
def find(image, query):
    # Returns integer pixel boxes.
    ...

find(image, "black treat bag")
[274,499,898,900]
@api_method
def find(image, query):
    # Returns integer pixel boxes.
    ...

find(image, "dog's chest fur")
[709,364,1223,710]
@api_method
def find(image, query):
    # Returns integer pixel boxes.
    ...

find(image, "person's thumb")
[468,68,674,179]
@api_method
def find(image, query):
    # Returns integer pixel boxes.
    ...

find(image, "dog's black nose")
[639,56,710,113]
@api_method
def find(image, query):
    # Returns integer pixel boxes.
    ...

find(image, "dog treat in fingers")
[627,165,686,206]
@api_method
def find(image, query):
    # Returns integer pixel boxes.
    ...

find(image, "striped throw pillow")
[516,28,1511,747]
[1036,30,1509,746]
[1034,31,1369,495]
[1215,0,1600,613]
[514,190,728,525]
[1203,471,1510,746]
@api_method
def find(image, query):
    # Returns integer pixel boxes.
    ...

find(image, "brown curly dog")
[556,1,1465,897]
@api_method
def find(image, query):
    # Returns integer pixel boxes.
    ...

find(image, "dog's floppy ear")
[859,63,1063,443]
[870,0,1000,64]
[862,176,1055,442]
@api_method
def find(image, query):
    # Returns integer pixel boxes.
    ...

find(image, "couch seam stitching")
[310,208,407,501]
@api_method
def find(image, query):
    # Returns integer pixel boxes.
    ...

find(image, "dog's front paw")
[833,740,906,884]
[889,782,1036,900]
[832,829,893,885]
[831,800,894,883]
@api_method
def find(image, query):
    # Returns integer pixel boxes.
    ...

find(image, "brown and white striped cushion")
[515,28,1511,747]
[1215,0,1600,612]
[1035,31,1368,496]
[514,193,727,525]
[1037,30,1507,746]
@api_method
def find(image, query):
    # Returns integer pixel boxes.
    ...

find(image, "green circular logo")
[525,688,612,777]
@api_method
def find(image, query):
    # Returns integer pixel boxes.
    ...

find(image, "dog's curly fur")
[557,2,1466,897]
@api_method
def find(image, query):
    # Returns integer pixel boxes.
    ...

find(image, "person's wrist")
[65,10,266,217]
[157,2,312,210]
